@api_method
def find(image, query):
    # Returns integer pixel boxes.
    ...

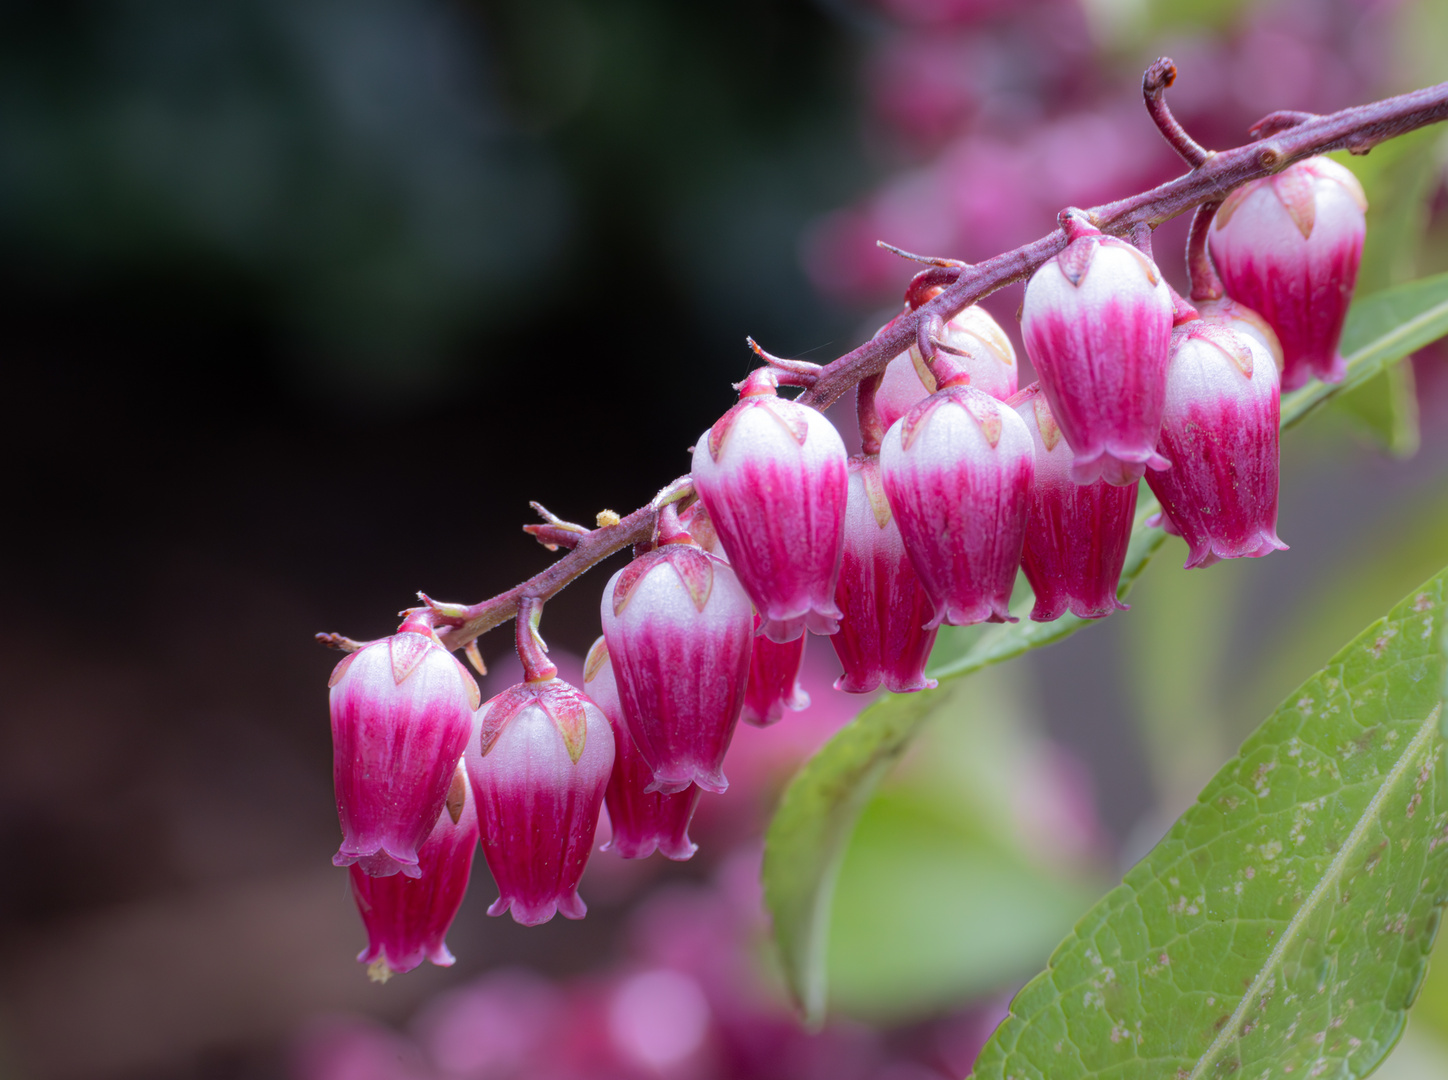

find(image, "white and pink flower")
[349,762,479,979]
[329,613,479,879]
[831,454,939,691]
[880,383,1034,626]
[466,675,614,926]
[1009,383,1135,622]
[691,370,848,643]
[584,637,702,861]
[600,539,753,794]
[1021,216,1175,486]
[1208,155,1366,391]
[1146,322,1288,569]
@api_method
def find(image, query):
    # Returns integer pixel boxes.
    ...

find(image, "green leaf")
[826,788,1098,1022]
[1282,270,1448,429]
[968,567,1448,1080]
[1324,135,1439,458]
[1335,357,1421,459]
[763,271,1448,1025]
[823,672,1104,1021]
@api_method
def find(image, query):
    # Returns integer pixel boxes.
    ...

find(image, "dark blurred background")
[4,1,1448,1078]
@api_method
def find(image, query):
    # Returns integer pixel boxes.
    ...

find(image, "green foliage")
[824,674,1103,1021]
[762,272,1448,1026]
[1328,132,1443,457]
[969,568,1448,1080]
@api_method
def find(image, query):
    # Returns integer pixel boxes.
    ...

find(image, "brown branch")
[1143,57,1210,168]
[793,76,1448,413]
[419,479,693,654]
[321,71,1448,657]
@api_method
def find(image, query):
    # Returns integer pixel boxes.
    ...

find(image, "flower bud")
[350,762,479,981]
[601,540,753,794]
[584,638,701,861]
[875,305,1018,431]
[691,370,848,642]
[1009,384,1134,622]
[678,501,810,727]
[831,454,939,691]
[1021,218,1175,486]
[1145,322,1288,569]
[880,384,1034,626]
[465,675,614,925]
[328,613,480,878]
[741,629,810,726]
[1208,156,1367,391]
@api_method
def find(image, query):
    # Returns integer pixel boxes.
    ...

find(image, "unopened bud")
[329,614,480,879]
[1208,156,1366,391]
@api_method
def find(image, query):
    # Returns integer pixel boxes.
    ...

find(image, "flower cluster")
[325,146,1365,978]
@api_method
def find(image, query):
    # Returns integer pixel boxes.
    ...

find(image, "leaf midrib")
[1184,702,1443,1080]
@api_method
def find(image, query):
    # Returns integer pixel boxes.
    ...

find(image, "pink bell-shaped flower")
[349,762,480,980]
[691,368,848,643]
[600,509,754,794]
[465,601,614,926]
[584,637,701,861]
[677,501,810,728]
[1009,383,1135,622]
[880,379,1035,627]
[741,628,810,726]
[1145,322,1288,569]
[832,453,939,691]
[1021,211,1175,486]
[329,611,480,879]
[875,304,1018,431]
[1208,156,1366,391]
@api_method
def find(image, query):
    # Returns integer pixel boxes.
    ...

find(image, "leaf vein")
[1184,703,1443,1080]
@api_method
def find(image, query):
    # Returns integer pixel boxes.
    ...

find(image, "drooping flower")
[678,502,810,728]
[880,383,1034,626]
[584,637,701,861]
[1208,156,1367,391]
[600,526,753,794]
[1021,212,1175,486]
[831,454,939,691]
[1145,322,1288,569]
[350,762,479,980]
[691,368,848,643]
[465,672,614,926]
[329,612,480,878]
[1009,383,1135,622]
[740,629,810,726]
[874,304,1018,431]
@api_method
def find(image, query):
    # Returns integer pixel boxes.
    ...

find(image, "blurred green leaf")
[825,673,1103,1021]
[969,567,1448,1080]
[764,271,1448,1025]
[1124,535,1241,810]
[827,788,1098,1021]
[1336,358,1423,458]
[1328,132,1440,455]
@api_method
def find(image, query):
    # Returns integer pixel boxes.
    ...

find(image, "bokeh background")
[5,0,1448,1077]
